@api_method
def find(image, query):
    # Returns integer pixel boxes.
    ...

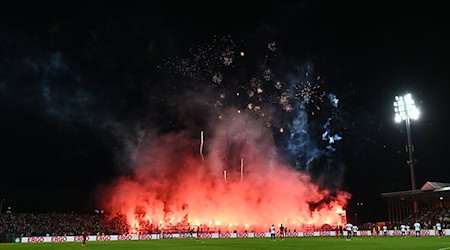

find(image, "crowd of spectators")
[6,208,448,237]
[0,212,226,237]
[0,212,128,236]
[361,206,450,231]
[1,212,321,237]
[402,207,450,229]
[6,209,449,237]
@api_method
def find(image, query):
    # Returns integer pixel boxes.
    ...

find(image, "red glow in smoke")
[101,112,350,233]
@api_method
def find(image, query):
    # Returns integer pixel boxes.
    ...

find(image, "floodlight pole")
[405,117,418,213]
[405,117,416,191]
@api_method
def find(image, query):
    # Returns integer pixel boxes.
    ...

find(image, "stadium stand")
[382,181,450,228]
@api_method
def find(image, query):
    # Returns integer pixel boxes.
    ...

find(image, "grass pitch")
[1,237,450,250]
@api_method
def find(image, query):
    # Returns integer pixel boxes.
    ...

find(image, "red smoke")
[101,111,350,233]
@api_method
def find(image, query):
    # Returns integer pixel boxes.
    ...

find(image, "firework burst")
[294,76,326,115]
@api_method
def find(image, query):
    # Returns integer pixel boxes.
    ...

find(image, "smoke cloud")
[101,109,350,232]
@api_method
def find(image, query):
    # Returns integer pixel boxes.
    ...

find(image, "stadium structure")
[381,181,450,224]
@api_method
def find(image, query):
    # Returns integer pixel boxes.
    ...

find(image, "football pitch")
[1,237,450,250]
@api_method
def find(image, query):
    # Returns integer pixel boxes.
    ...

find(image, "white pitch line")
[437,247,450,250]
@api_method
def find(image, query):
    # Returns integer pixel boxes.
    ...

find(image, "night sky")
[1,1,450,224]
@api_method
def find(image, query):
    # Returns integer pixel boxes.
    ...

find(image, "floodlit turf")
[1,237,450,250]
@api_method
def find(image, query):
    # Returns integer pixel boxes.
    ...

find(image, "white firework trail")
[240,158,244,182]
[200,130,204,162]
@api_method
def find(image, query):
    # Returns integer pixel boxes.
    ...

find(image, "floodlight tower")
[393,93,420,212]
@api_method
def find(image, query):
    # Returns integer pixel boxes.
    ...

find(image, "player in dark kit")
[82,231,88,247]
[279,224,285,240]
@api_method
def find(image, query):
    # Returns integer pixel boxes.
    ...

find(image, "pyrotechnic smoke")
[101,110,350,233]
[22,51,97,124]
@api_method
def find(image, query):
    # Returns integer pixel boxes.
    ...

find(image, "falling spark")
[240,158,244,182]
[240,51,245,57]
[224,170,227,183]
[279,128,284,133]
[200,131,204,162]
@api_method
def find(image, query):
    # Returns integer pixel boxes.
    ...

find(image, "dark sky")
[1,1,450,224]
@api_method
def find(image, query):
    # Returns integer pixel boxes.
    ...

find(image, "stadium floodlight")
[393,93,420,123]
[393,93,419,213]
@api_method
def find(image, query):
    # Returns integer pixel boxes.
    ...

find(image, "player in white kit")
[436,222,443,237]
[346,223,353,240]
[383,225,388,236]
[400,224,406,238]
[269,224,275,241]
[414,222,421,238]
[352,225,359,238]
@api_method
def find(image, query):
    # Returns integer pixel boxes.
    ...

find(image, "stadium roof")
[381,181,450,198]
[420,182,450,191]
